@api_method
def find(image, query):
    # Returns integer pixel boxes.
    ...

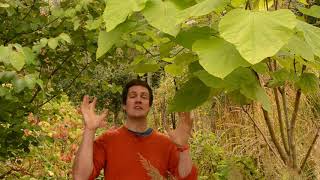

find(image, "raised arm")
[72,95,108,180]
[167,112,196,179]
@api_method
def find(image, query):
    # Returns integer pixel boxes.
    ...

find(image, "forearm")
[178,149,193,178]
[72,129,96,180]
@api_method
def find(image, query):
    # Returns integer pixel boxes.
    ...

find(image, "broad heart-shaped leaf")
[193,37,251,79]
[266,68,296,88]
[298,5,320,18]
[0,46,10,64]
[224,67,271,111]
[296,21,320,58]
[164,64,183,76]
[48,38,58,49]
[96,22,132,59]
[193,70,225,89]
[103,0,147,31]
[285,32,314,62]
[9,45,25,71]
[168,78,210,112]
[175,26,211,49]
[240,83,272,112]
[133,64,160,73]
[142,0,180,36]
[59,33,72,43]
[228,90,252,105]
[224,67,258,91]
[296,73,319,94]
[219,9,297,64]
[177,0,228,24]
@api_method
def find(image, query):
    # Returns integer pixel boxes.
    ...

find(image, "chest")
[104,136,171,177]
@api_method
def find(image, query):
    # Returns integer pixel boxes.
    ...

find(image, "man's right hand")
[80,95,108,131]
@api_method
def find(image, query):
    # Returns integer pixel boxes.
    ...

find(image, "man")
[72,79,197,179]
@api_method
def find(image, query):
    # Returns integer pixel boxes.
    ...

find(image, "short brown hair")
[122,79,153,106]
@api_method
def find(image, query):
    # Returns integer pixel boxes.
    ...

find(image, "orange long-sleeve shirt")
[88,126,197,180]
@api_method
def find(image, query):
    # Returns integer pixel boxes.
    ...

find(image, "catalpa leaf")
[103,0,147,31]
[142,0,180,36]
[168,78,210,112]
[298,5,320,18]
[296,21,320,58]
[193,37,250,78]
[296,73,319,94]
[219,9,296,64]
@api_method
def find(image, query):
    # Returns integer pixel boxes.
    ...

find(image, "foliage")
[190,130,263,179]
[1,0,320,177]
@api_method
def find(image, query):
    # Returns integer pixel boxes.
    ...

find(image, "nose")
[134,97,142,104]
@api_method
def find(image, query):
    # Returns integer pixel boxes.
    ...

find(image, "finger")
[90,97,97,110]
[99,109,109,120]
[164,122,170,134]
[81,95,89,107]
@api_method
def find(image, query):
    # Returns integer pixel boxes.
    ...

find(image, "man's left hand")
[167,112,193,147]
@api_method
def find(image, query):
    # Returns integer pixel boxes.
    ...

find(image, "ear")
[122,104,126,111]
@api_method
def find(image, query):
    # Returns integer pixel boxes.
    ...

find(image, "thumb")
[99,120,107,128]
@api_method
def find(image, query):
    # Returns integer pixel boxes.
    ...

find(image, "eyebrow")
[128,91,149,95]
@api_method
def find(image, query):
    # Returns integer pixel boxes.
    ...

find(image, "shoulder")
[152,130,175,146]
[95,126,123,142]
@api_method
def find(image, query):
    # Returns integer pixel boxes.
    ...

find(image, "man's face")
[123,85,150,119]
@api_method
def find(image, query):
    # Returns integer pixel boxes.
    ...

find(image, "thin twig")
[288,65,306,168]
[242,107,285,166]
[22,0,36,20]
[37,60,91,108]
[299,127,320,173]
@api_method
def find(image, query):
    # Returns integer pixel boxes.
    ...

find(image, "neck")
[125,116,148,133]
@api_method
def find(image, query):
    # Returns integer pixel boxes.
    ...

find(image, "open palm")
[167,112,193,146]
[80,95,108,131]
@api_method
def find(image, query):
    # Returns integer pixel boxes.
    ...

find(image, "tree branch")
[37,60,91,108]
[242,106,285,165]
[299,127,320,173]
[4,17,60,44]
[288,65,306,168]
[274,88,290,154]
[262,109,288,163]
[22,0,36,20]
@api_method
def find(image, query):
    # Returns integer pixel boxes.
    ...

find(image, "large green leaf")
[296,73,319,94]
[164,64,183,76]
[168,78,210,112]
[164,53,196,76]
[9,45,25,71]
[240,84,271,112]
[133,64,160,73]
[103,0,147,31]
[175,26,211,49]
[96,23,131,59]
[48,38,59,50]
[296,21,320,58]
[0,46,10,64]
[177,0,228,23]
[219,9,296,64]
[224,67,258,91]
[142,0,180,36]
[285,33,314,62]
[224,67,271,111]
[193,37,250,78]
[298,5,320,18]
[193,70,225,89]
[266,68,296,88]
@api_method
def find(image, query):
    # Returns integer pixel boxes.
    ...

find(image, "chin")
[128,112,148,119]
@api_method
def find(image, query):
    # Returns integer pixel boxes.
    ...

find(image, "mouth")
[134,106,143,110]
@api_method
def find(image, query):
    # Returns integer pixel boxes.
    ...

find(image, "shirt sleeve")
[88,133,108,180]
[168,145,198,180]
